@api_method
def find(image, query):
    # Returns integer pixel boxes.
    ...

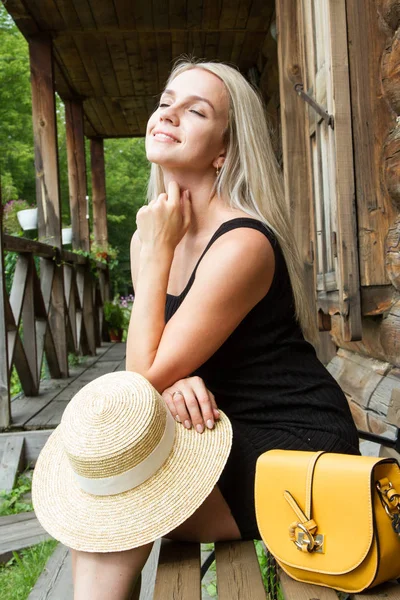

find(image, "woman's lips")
[153,132,180,143]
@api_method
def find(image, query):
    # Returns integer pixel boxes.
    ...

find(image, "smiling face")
[145,68,230,173]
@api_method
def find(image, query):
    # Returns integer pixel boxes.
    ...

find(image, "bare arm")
[126,226,275,394]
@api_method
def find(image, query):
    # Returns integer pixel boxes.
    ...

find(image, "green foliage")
[3,199,35,235]
[4,250,18,294]
[67,352,89,368]
[0,467,59,600]
[103,137,150,295]
[103,300,125,330]
[0,3,150,297]
[0,9,35,203]
[255,540,284,599]
[0,471,33,516]
[0,539,59,600]
[10,365,22,398]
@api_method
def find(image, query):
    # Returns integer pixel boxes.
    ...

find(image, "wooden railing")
[0,234,109,428]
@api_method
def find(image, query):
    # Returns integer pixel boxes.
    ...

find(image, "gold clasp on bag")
[294,522,325,553]
[376,478,400,535]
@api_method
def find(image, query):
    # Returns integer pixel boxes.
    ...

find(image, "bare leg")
[69,485,238,598]
[70,543,153,600]
[129,573,141,600]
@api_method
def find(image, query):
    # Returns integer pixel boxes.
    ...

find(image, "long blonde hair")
[147,57,318,344]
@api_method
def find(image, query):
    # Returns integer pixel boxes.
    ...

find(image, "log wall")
[327,0,400,437]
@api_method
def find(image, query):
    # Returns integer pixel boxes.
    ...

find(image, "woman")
[71,58,359,599]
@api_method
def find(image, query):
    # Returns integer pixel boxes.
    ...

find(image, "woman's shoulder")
[195,219,276,293]
[210,214,278,254]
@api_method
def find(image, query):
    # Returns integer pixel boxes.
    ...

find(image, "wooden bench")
[28,536,400,599]
[129,539,400,600]
[144,541,400,600]
[17,424,400,599]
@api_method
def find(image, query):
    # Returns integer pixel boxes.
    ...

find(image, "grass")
[0,470,59,600]
[0,471,33,517]
[1,351,91,599]
[0,540,59,600]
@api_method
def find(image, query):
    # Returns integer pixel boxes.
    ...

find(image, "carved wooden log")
[383,127,400,209]
[385,215,400,290]
[381,28,400,114]
[377,0,400,31]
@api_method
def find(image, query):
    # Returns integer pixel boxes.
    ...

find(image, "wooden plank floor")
[9,342,126,430]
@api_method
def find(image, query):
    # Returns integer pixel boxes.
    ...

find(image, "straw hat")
[32,371,232,552]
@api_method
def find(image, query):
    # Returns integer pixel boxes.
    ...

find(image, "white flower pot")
[17,208,38,231]
[62,227,73,245]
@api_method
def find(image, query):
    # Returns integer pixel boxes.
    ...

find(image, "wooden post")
[90,136,110,308]
[0,199,11,429]
[275,0,312,256]
[65,99,90,253]
[90,138,108,247]
[275,0,318,341]
[28,35,68,377]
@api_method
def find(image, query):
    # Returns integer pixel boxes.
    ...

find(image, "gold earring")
[216,165,220,176]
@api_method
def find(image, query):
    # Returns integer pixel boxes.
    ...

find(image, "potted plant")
[3,200,37,235]
[103,300,125,342]
[91,240,119,266]
[62,225,73,245]
[16,203,38,231]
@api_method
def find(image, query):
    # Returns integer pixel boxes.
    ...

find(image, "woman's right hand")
[136,181,191,252]
[161,376,220,434]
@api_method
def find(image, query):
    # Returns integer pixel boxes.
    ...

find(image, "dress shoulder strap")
[181,217,277,297]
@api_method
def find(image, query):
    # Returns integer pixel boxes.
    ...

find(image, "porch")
[7,341,126,431]
[1,0,399,464]
[0,0,279,432]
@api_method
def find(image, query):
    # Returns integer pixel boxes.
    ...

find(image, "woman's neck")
[161,170,227,236]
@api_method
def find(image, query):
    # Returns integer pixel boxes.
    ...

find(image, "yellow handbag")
[255,450,400,593]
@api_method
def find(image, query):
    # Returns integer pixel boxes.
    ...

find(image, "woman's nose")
[160,106,178,125]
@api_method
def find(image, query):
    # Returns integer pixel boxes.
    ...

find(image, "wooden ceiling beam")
[49,28,270,36]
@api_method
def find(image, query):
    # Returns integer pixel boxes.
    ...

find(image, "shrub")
[2,199,35,235]
[103,300,125,330]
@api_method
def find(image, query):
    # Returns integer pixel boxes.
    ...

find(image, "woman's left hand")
[162,376,220,434]
[136,181,191,251]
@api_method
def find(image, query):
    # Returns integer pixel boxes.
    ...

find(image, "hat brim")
[32,412,232,552]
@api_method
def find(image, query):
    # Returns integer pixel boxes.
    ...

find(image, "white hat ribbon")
[72,409,176,496]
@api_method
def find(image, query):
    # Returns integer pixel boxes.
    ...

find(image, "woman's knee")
[70,542,153,600]
[165,485,241,542]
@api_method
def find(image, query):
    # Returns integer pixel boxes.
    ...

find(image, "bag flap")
[255,450,389,575]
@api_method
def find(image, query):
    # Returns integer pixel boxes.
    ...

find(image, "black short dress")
[165,217,360,540]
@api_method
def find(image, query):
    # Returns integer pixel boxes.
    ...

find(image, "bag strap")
[284,450,325,553]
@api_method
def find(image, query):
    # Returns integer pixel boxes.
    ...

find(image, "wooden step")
[27,544,72,600]
[0,436,25,492]
[28,537,161,600]
[0,511,51,563]
[0,430,53,468]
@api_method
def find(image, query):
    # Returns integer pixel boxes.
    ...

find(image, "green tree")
[103,137,150,294]
[0,3,150,294]
[0,7,35,202]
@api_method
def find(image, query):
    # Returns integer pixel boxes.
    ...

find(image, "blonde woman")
[71,58,359,599]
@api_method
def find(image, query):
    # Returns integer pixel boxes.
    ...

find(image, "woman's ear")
[213,151,226,171]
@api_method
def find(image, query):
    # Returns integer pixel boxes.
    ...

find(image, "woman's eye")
[159,103,169,108]
[190,110,205,117]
